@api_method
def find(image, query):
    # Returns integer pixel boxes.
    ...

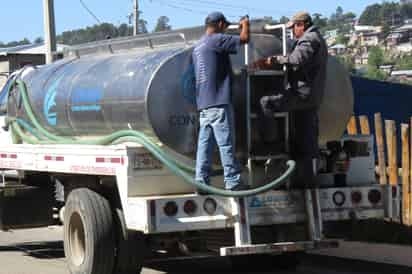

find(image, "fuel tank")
[10,33,353,162]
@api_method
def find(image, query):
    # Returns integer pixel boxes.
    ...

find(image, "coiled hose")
[7,79,295,197]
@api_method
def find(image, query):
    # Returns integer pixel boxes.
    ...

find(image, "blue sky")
[1,0,383,43]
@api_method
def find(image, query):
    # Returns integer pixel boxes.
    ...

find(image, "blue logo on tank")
[44,76,63,126]
[181,63,196,106]
[71,88,102,112]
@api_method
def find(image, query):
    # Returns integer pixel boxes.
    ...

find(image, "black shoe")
[228,184,250,191]
[260,96,274,117]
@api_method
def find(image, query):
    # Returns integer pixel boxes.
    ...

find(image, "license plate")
[134,153,162,170]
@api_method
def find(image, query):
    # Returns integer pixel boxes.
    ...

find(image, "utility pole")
[133,0,139,36]
[43,0,57,64]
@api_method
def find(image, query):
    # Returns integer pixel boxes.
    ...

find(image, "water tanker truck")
[0,24,398,274]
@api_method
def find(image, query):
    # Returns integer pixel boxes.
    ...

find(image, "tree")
[139,19,148,34]
[400,3,412,20]
[329,6,344,27]
[382,23,391,38]
[359,2,409,27]
[366,67,387,81]
[56,22,145,45]
[335,6,344,21]
[34,37,44,44]
[279,16,289,24]
[312,13,328,30]
[368,46,384,68]
[359,4,383,25]
[395,55,412,70]
[365,46,387,81]
[336,34,349,45]
[0,38,31,48]
[153,16,171,32]
[262,16,276,24]
[343,12,356,22]
[380,2,399,26]
[118,23,132,37]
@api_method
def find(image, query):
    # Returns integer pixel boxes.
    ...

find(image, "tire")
[114,209,146,274]
[64,188,116,274]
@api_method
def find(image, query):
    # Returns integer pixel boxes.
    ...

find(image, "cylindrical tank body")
[10,34,353,162]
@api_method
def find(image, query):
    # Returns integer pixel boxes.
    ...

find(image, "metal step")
[247,70,285,76]
[250,112,288,119]
[220,240,339,256]
[249,154,289,161]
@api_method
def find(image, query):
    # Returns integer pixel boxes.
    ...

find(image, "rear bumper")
[220,240,339,256]
[126,186,393,234]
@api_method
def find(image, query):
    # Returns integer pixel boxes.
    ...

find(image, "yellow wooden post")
[401,124,410,225]
[375,113,387,185]
[347,116,358,135]
[385,120,398,186]
[359,115,371,135]
[410,118,412,225]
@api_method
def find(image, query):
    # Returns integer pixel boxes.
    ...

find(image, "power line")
[166,0,292,16]
[153,0,215,15]
[172,0,249,12]
[150,0,240,18]
[79,0,102,24]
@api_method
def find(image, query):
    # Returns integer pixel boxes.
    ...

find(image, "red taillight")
[203,198,217,215]
[164,201,178,217]
[368,189,382,204]
[351,191,362,204]
[183,200,197,215]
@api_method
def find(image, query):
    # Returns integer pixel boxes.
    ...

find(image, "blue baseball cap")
[205,12,230,26]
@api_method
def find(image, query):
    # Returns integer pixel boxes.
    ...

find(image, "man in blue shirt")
[192,12,249,192]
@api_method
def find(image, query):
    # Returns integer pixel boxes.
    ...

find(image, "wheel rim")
[68,212,86,266]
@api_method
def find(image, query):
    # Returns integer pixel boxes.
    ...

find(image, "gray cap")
[286,11,312,28]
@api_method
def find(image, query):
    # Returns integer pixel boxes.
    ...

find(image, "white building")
[387,24,412,52]
[329,44,347,55]
[0,43,68,89]
[354,25,383,33]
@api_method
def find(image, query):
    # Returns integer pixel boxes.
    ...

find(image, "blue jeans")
[195,105,241,190]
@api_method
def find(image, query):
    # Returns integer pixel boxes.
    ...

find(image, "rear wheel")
[64,188,116,274]
[114,209,146,274]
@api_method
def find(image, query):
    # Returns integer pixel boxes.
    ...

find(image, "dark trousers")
[260,91,319,189]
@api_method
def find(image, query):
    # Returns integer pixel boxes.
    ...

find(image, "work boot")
[260,94,283,117]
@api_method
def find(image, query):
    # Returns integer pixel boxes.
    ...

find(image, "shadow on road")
[145,254,300,274]
[0,241,65,259]
[145,254,412,274]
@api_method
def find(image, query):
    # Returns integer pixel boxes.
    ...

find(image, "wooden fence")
[347,113,412,226]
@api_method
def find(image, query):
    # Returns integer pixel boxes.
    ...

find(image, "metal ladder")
[244,24,290,185]
[229,24,323,249]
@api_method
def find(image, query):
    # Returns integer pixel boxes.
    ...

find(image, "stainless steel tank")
[10,33,353,162]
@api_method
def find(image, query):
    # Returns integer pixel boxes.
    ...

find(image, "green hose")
[12,80,196,173]
[8,79,296,197]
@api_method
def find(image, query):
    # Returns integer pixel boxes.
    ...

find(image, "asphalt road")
[0,227,411,274]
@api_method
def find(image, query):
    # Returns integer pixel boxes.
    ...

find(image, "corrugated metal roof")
[0,43,68,56]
